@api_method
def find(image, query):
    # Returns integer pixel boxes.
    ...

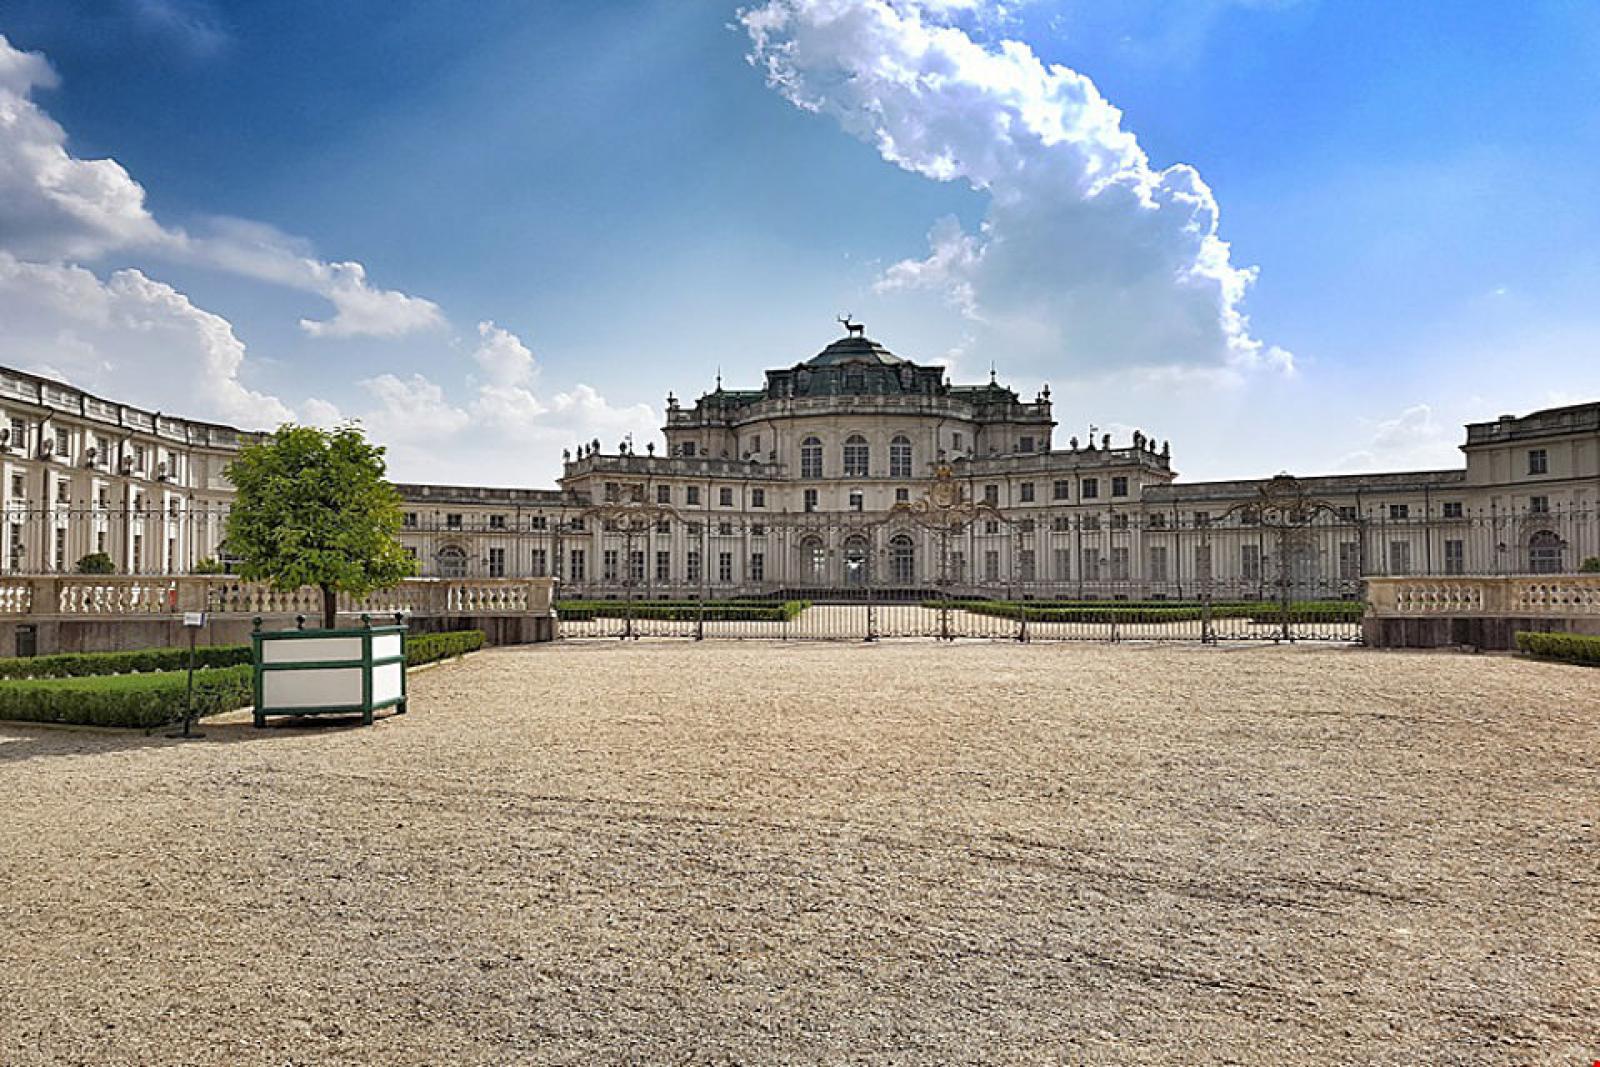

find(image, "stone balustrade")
[1366,574,1600,617]
[0,576,557,619]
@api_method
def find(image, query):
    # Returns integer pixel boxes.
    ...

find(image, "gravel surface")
[1,641,1595,1065]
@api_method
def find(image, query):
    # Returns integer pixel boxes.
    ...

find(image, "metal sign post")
[167,611,207,739]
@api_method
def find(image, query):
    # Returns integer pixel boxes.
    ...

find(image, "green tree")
[1581,556,1600,573]
[224,425,415,629]
[75,552,116,575]
[191,557,225,575]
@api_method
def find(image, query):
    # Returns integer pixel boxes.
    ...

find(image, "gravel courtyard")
[1,642,1595,1065]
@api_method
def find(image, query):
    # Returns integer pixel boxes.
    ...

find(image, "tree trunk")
[321,585,338,630]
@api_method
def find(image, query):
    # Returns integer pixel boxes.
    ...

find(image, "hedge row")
[407,630,486,664]
[923,600,1363,625]
[0,644,253,680]
[0,626,490,680]
[559,600,810,622]
[0,666,254,729]
[1515,631,1600,666]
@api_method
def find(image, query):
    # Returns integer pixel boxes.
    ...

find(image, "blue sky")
[0,0,1596,485]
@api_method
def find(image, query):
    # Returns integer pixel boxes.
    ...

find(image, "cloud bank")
[742,0,1291,378]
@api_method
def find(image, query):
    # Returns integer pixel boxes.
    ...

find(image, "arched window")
[1528,530,1564,574]
[799,536,827,583]
[843,535,869,587]
[889,534,915,584]
[843,434,870,478]
[889,435,913,479]
[801,436,823,479]
[436,544,469,578]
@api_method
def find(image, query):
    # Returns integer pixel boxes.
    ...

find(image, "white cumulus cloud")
[0,33,442,340]
[742,0,1291,376]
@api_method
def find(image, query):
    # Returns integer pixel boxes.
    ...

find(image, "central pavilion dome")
[804,332,907,367]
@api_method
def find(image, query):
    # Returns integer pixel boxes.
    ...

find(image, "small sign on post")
[168,611,208,739]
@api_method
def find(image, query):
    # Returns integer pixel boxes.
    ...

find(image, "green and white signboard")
[251,618,408,727]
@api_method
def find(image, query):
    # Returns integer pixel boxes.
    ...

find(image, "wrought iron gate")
[557,472,1365,644]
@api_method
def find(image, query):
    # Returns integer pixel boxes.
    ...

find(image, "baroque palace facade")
[2,326,1597,598]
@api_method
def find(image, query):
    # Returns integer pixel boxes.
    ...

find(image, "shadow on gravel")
[0,709,403,766]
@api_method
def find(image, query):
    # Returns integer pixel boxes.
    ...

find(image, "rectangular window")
[56,479,70,506]
[569,549,586,581]
[895,488,909,503]
[1241,544,1262,581]
[1082,549,1101,582]
[1193,511,1211,527]
[984,549,1000,581]
[1110,513,1128,531]
[951,432,964,453]
[1052,479,1070,501]
[655,518,670,535]
[686,550,702,583]
[751,524,765,538]
[718,551,733,583]
[629,551,645,583]
[1147,513,1167,529]
[656,484,671,504]
[718,521,733,536]
[1337,505,1358,523]
[750,552,765,581]
[1389,504,1409,520]
[950,551,965,579]
[1081,478,1099,500]
[685,486,701,506]
[1019,436,1035,453]
[1018,549,1036,581]
[749,435,761,455]
[1530,495,1549,514]
[1388,540,1411,575]
[403,511,418,528]
[1147,545,1168,583]
[54,527,67,571]
[9,473,24,499]
[96,530,107,555]
[655,550,670,582]
[531,549,548,577]
[804,488,818,513]
[95,436,110,466]
[530,515,548,531]
[681,442,696,457]
[568,518,585,533]
[1109,546,1129,581]
[985,520,1000,535]
[1444,539,1465,575]
[604,482,620,503]
[1193,544,1212,583]
[7,418,25,452]
[54,427,70,458]
[1528,449,1548,475]
[488,547,506,578]
[602,549,619,581]
[1052,515,1071,532]
[751,488,765,508]
[983,484,999,506]
[1053,547,1071,580]
[719,487,734,507]
[1081,515,1101,532]
[489,514,506,530]
[1019,482,1035,503]
[1111,476,1129,498]
[446,513,463,529]
[848,490,863,512]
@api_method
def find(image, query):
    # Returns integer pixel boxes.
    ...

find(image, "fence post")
[1201,591,1215,645]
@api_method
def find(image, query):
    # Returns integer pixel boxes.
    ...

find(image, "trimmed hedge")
[407,630,485,664]
[558,600,809,622]
[0,666,254,729]
[923,599,1363,625]
[0,644,252,680]
[1515,631,1600,666]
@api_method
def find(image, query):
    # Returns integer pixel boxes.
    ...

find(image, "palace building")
[2,325,1597,598]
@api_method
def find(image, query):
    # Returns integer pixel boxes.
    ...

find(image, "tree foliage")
[224,425,414,628]
[75,552,116,575]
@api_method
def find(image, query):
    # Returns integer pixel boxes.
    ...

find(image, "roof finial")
[715,366,722,390]
[989,362,997,385]
[836,312,865,339]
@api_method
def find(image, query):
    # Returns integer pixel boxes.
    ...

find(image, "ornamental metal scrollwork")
[891,464,1007,533]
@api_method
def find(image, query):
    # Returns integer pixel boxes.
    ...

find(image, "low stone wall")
[0,576,558,657]
[1364,574,1600,649]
